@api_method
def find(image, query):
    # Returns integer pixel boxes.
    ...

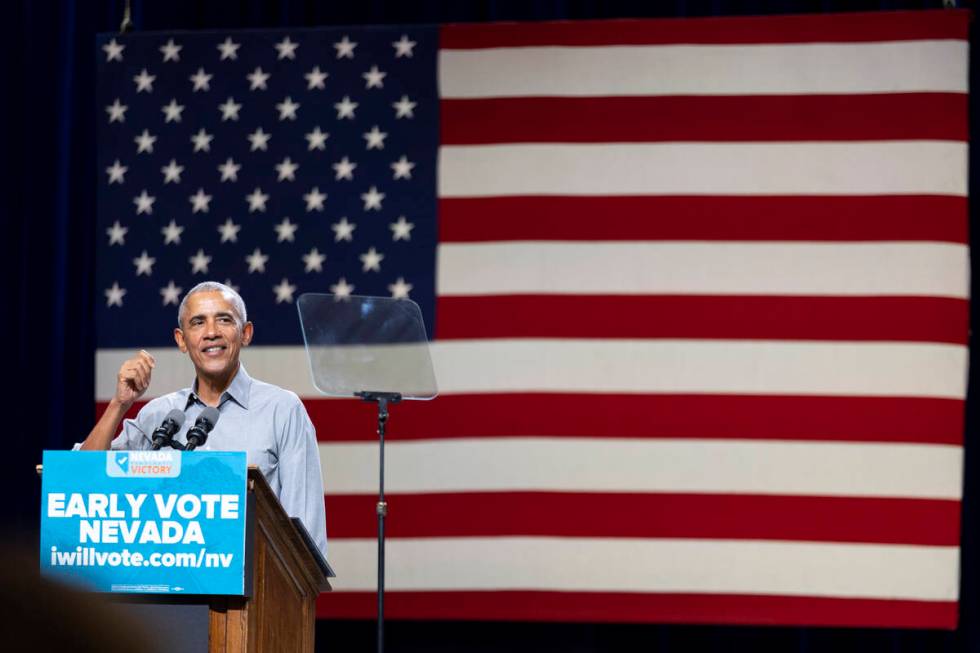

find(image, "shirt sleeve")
[71,411,153,450]
[276,396,329,560]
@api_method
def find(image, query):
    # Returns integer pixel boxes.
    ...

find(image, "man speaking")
[79,281,327,558]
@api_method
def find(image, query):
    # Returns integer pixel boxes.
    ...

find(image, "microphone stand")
[355,390,402,653]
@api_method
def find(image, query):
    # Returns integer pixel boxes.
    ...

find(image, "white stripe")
[326,537,959,601]
[95,340,968,400]
[319,438,962,499]
[439,41,968,97]
[429,340,967,398]
[437,242,969,298]
[438,142,967,197]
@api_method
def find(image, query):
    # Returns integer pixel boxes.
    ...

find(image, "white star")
[106,220,128,245]
[275,36,299,60]
[191,128,214,152]
[248,127,271,151]
[247,67,270,90]
[223,279,240,293]
[160,280,182,306]
[305,66,328,90]
[302,247,326,272]
[273,278,297,304]
[392,35,417,58]
[359,247,384,272]
[105,282,126,307]
[132,250,156,276]
[106,160,127,184]
[388,277,413,299]
[161,219,184,244]
[389,216,414,241]
[133,190,155,215]
[160,39,182,62]
[105,98,127,123]
[190,67,212,91]
[103,38,125,62]
[305,126,329,151]
[303,187,326,212]
[161,98,185,123]
[246,247,269,273]
[133,68,155,92]
[362,65,386,89]
[217,218,241,243]
[330,277,354,299]
[246,187,269,213]
[275,157,299,182]
[331,217,356,242]
[274,218,298,242]
[360,186,385,211]
[189,249,212,275]
[189,188,212,213]
[161,159,184,184]
[134,129,157,154]
[217,37,241,60]
[218,157,241,182]
[363,126,387,150]
[391,155,415,180]
[219,96,242,121]
[332,156,356,181]
[334,95,358,120]
[333,35,357,59]
[392,95,417,119]
[276,96,300,121]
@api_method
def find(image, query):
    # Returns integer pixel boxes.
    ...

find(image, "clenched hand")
[116,350,155,408]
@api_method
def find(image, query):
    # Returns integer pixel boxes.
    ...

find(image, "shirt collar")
[188,364,253,410]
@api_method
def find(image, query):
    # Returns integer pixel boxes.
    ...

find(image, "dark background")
[4,1,975,651]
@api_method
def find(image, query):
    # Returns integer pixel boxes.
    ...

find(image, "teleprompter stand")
[297,293,437,653]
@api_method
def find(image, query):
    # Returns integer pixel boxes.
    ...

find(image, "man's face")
[174,291,253,380]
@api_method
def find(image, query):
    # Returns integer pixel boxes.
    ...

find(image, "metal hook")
[120,0,134,34]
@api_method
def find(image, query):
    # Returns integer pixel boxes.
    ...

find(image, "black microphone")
[185,407,220,451]
[150,409,186,450]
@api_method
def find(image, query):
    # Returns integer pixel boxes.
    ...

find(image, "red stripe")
[438,196,967,243]
[303,394,964,445]
[317,591,957,628]
[440,11,968,48]
[441,94,967,144]
[436,295,968,344]
[99,394,965,445]
[325,492,960,545]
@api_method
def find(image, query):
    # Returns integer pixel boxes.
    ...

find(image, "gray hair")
[177,281,248,327]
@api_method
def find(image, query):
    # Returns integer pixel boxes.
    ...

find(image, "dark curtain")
[6,1,974,651]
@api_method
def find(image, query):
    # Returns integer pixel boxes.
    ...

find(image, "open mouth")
[201,345,227,356]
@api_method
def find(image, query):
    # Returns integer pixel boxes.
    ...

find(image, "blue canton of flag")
[96,28,438,347]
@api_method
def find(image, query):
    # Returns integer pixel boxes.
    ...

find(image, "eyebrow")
[187,311,237,323]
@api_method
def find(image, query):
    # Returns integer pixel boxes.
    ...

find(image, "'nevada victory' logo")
[106,451,181,478]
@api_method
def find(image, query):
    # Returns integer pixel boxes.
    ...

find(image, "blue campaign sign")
[40,450,248,595]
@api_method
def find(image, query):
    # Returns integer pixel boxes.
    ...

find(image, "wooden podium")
[207,466,332,652]
[40,455,331,652]
[41,464,334,653]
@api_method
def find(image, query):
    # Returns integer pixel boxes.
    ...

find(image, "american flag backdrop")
[94,10,969,628]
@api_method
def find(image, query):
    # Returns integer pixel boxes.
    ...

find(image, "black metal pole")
[355,391,401,653]
[376,396,388,653]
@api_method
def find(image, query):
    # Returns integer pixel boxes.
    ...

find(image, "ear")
[242,321,254,347]
[174,328,188,353]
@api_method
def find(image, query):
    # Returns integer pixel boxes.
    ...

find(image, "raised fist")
[115,350,155,408]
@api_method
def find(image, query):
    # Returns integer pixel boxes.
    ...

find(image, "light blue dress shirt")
[99,365,328,559]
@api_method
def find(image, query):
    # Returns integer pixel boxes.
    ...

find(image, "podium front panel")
[40,450,248,596]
